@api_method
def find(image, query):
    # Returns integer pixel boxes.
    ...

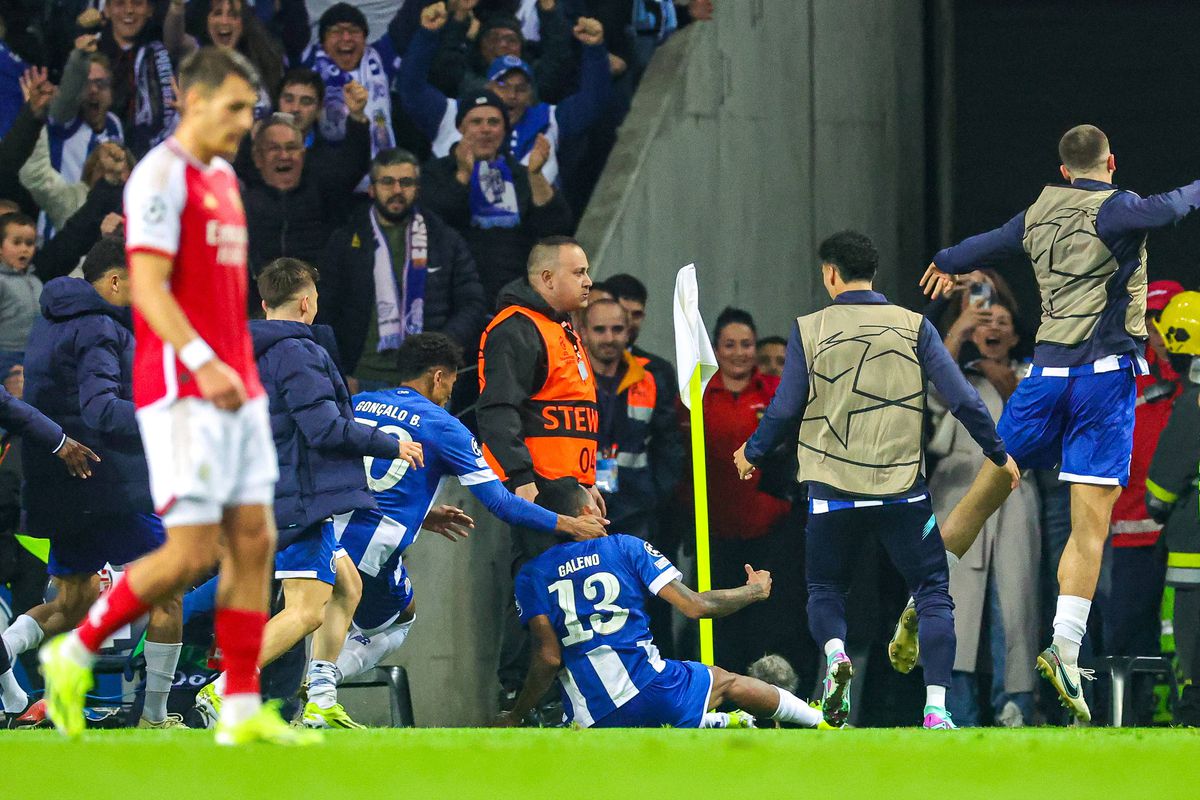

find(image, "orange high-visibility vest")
[478,305,599,485]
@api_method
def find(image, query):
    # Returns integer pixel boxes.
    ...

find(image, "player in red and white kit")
[38,48,316,745]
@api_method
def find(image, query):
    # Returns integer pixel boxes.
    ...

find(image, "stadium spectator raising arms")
[420,91,572,305]
[401,2,610,188]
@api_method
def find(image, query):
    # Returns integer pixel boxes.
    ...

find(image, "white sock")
[823,638,846,658]
[700,711,729,728]
[306,659,340,709]
[946,551,960,572]
[3,614,44,658]
[770,686,823,727]
[1052,595,1091,664]
[142,641,182,723]
[336,619,414,683]
[925,685,947,709]
[0,669,28,713]
[213,672,227,696]
[220,693,261,727]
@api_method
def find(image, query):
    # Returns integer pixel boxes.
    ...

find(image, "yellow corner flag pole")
[672,264,719,666]
[688,365,715,666]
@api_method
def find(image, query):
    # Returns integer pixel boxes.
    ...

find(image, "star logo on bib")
[804,324,923,450]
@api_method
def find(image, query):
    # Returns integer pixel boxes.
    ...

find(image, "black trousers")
[710,516,811,678]
[496,525,564,692]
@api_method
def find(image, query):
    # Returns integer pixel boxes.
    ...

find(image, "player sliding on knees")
[492,479,832,730]
[38,48,313,744]
[898,125,1200,723]
[333,333,608,686]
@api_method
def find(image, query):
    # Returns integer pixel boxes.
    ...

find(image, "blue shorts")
[40,513,165,577]
[353,560,414,634]
[590,659,713,729]
[274,521,343,585]
[997,367,1136,486]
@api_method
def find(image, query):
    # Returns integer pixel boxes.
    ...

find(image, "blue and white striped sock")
[306,660,341,709]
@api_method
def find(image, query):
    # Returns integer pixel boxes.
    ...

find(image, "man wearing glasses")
[37,36,123,237]
[318,148,486,393]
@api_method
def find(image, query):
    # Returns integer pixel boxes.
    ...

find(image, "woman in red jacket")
[681,308,796,675]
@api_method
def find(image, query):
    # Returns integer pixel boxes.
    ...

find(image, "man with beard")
[319,148,485,391]
[579,298,679,539]
[242,111,370,307]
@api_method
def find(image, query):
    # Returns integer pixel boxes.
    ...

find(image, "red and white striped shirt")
[124,138,263,409]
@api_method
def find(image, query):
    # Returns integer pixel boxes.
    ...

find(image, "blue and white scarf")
[312,45,394,155]
[49,113,124,185]
[371,208,428,351]
[469,158,521,229]
[132,41,177,156]
[508,102,552,163]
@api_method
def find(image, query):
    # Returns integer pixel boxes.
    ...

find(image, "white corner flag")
[672,264,718,409]
[672,263,719,665]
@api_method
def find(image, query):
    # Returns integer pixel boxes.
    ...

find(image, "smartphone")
[968,282,994,309]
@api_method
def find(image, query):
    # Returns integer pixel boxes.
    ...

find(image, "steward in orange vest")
[477,238,600,495]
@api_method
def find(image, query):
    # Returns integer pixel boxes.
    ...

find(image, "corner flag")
[672,264,718,665]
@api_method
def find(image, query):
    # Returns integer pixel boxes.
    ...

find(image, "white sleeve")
[123,148,187,257]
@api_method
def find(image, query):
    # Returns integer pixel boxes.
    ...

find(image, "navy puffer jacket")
[22,277,150,524]
[251,320,397,546]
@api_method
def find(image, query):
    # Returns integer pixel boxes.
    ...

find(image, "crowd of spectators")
[0,0,1194,730]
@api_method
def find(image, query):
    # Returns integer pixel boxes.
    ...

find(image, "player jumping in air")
[333,333,608,686]
[38,47,315,744]
[910,125,1200,721]
[495,478,832,730]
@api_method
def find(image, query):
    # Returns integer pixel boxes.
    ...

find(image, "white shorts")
[136,396,279,528]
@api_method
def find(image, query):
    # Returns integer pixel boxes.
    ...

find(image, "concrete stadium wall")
[382,1,927,726]
[576,0,927,352]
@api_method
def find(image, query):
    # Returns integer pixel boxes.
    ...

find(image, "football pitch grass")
[2,727,1196,799]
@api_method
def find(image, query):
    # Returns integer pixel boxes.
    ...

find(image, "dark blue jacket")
[933,178,1200,367]
[21,277,151,523]
[596,351,682,530]
[252,320,397,546]
[744,290,1006,501]
[0,389,64,454]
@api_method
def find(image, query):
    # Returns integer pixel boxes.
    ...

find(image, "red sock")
[76,575,151,652]
[215,608,267,696]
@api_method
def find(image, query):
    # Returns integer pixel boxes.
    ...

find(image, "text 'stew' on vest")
[796,304,926,497]
[479,305,600,485]
[1022,185,1148,347]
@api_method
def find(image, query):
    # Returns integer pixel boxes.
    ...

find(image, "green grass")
[2,727,1196,799]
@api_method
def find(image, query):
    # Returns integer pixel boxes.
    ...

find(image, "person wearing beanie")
[400,2,610,188]
[419,80,571,308]
[424,0,577,103]
[302,0,423,169]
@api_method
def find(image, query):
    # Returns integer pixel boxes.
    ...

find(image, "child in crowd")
[0,212,41,375]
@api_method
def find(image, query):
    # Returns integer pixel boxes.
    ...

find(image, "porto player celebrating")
[38,48,315,745]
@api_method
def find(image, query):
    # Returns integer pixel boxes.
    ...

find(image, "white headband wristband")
[179,338,216,372]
